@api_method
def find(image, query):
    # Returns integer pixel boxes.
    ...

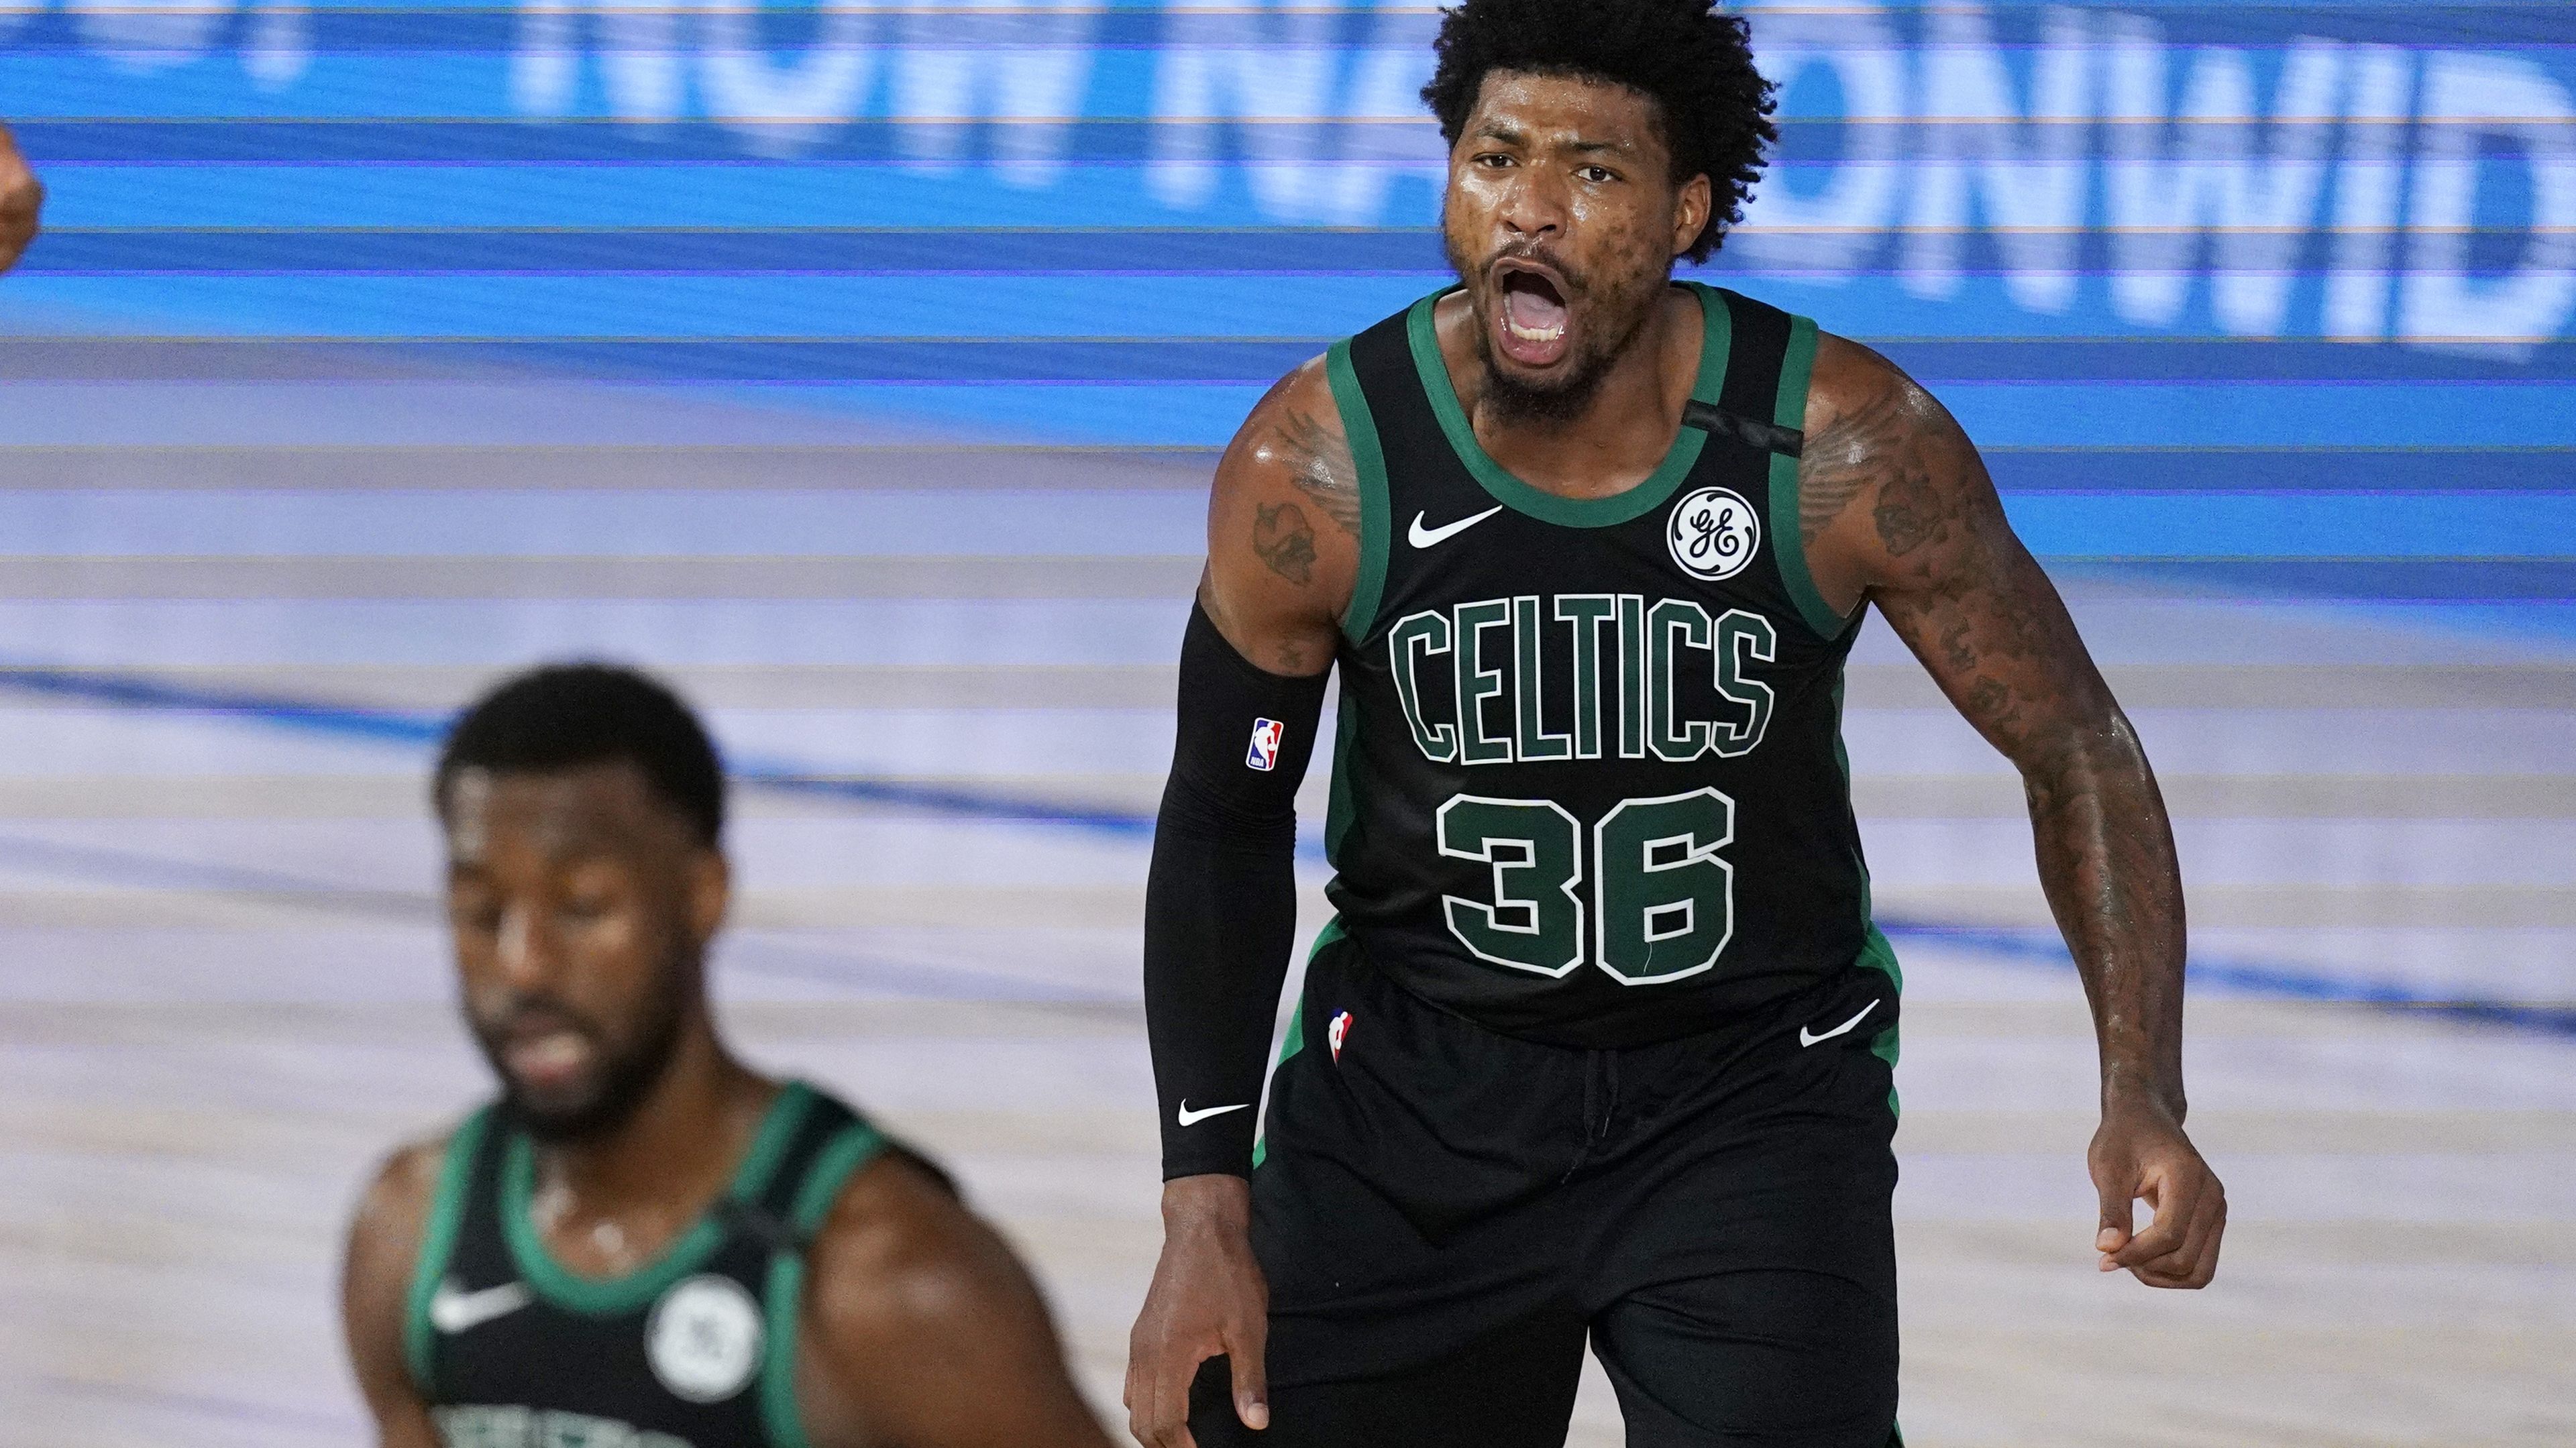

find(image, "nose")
[494,903,557,990]
[1495,167,1566,244]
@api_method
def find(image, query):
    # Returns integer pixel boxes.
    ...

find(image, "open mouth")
[1493,266,1571,369]
[503,1026,596,1093]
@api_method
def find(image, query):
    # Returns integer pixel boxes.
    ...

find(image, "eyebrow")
[1468,123,1634,159]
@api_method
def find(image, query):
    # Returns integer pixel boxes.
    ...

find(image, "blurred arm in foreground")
[0,123,42,272]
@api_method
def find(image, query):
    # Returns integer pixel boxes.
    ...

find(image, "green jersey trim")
[1326,337,1393,643]
[500,1081,818,1317]
[1403,283,1731,529]
[1250,919,1342,1170]
[757,1120,892,1448]
[402,1106,492,1396]
[760,1251,812,1448]
[1324,685,1360,862]
[1764,313,1849,641]
[1832,673,1904,1116]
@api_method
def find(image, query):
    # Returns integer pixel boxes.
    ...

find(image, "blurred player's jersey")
[1318,284,1899,1050]
[405,1081,888,1448]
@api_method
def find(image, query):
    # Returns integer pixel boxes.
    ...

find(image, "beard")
[1444,232,1667,427]
[469,963,689,1144]
[1479,339,1624,425]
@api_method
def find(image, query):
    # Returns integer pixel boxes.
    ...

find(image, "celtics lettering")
[1387,596,1776,767]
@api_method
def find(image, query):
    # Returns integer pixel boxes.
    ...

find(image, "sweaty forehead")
[1468,68,1666,154]
[443,760,674,864]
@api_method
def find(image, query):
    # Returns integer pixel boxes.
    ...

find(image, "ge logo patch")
[646,1274,764,1404]
[1667,487,1761,581]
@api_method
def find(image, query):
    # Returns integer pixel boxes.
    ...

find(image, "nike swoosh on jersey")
[429,1280,533,1334]
[1407,506,1504,549]
[1798,999,1880,1048]
[1176,1100,1252,1127]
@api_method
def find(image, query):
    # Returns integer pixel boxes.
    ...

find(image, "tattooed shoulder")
[1252,500,1319,586]
[1255,390,1362,539]
[1796,340,1968,562]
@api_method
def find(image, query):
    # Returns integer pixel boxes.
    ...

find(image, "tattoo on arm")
[1878,508,2185,1106]
[1269,406,1361,538]
[1819,336,2188,1110]
[1796,384,1955,558]
[1796,388,1894,547]
[1252,500,1318,586]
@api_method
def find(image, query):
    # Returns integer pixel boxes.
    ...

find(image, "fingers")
[2093,1173,2136,1260]
[2102,1161,2227,1289]
[1227,1315,1270,1431]
[1124,1333,1216,1448]
[2107,1157,2211,1270]
[1122,1323,1189,1448]
[2129,1182,2227,1288]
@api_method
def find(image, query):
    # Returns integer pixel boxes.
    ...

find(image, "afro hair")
[1421,0,1777,262]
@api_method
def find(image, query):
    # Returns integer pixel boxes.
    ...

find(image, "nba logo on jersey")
[1328,1009,1352,1062]
[1246,718,1285,771]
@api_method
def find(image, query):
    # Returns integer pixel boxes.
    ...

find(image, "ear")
[1671,172,1714,259]
[683,848,731,947]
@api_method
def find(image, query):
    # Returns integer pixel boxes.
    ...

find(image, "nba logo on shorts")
[1328,1009,1352,1062]
[1245,718,1285,771]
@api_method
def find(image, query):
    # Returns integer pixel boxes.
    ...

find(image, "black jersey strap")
[1682,289,1803,459]
[1680,398,1804,459]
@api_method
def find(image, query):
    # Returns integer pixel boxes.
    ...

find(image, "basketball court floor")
[2,419,2570,1447]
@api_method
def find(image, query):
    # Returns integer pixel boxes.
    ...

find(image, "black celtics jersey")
[403,1082,892,1448]
[1317,282,1899,1049]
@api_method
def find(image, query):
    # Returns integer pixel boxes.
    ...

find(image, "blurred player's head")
[1423,0,1776,422]
[433,664,729,1142]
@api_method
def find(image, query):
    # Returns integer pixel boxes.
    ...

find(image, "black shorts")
[1191,931,1902,1448]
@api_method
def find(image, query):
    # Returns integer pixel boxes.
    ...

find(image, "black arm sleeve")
[1144,603,1331,1180]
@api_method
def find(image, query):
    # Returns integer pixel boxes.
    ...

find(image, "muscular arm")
[795,1156,1115,1448]
[0,123,42,272]
[1197,355,1361,675]
[1124,358,1360,1447]
[1801,335,2224,1290]
[341,1141,446,1448]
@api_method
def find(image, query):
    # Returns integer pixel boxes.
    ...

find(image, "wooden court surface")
[3,440,2571,1446]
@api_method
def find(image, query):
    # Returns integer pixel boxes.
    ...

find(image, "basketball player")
[1127,3,2226,1445]
[341,665,1116,1448]
[0,122,41,272]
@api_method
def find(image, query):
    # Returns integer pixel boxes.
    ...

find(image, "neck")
[534,1003,772,1210]
[1442,282,1699,500]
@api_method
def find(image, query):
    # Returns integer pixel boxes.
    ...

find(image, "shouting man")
[343,664,1117,1448]
[1126,2,2225,1445]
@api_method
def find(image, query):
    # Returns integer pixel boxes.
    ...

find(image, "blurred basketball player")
[342,665,1116,1448]
[0,122,42,272]
[1128,2,2225,1445]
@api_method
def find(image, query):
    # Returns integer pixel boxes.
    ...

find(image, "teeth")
[518,1034,584,1070]
[1506,318,1565,343]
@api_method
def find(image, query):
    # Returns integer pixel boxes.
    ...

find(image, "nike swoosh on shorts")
[1798,999,1880,1048]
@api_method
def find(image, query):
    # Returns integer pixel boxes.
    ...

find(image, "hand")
[1126,1174,1269,1447]
[0,125,41,274]
[2089,1095,2226,1288]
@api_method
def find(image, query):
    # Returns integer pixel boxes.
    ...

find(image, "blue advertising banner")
[5,1,2572,592]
